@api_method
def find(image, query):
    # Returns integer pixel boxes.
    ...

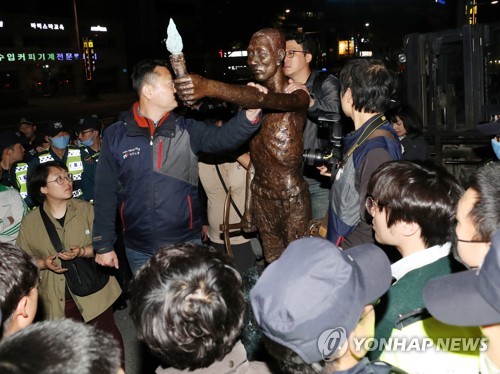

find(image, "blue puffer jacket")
[93,105,261,255]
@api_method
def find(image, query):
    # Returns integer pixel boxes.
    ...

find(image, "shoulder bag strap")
[215,164,243,219]
[39,208,64,253]
[339,114,388,167]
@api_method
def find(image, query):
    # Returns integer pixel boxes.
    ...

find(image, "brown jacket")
[155,341,272,374]
[16,198,121,322]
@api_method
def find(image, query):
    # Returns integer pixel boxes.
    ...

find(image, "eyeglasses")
[47,175,73,185]
[365,196,383,213]
[285,50,308,58]
[456,237,489,243]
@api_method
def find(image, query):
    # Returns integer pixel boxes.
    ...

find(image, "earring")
[277,62,280,66]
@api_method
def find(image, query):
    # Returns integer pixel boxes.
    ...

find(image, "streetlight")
[73,0,81,56]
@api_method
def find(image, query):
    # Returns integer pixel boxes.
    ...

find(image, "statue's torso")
[250,109,308,197]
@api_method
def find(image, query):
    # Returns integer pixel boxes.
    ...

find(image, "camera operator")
[283,31,341,219]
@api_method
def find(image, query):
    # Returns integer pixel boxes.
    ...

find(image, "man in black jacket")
[283,31,342,219]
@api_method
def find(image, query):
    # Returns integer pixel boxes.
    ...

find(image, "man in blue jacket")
[322,59,401,248]
[93,59,262,272]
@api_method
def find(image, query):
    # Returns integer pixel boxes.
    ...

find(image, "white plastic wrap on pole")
[166,18,187,78]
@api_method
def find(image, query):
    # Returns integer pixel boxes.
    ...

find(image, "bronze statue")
[176,28,311,263]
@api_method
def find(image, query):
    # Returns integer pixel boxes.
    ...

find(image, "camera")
[303,117,343,168]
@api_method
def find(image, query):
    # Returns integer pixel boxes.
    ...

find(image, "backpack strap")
[215,164,243,219]
[367,128,398,143]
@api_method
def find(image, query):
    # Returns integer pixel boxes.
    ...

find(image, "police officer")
[17,118,39,163]
[0,131,28,199]
[28,121,87,204]
[76,115,103,202]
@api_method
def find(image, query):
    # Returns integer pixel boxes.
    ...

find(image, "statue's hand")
[175,74,208,104]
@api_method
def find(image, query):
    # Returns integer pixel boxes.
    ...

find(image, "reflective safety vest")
[37,146,84,198]
[13,162,29,199]
[380,316,481,373]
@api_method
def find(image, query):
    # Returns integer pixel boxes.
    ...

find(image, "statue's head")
[247,28,286,83]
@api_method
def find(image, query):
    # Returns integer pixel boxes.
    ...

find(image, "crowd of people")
[0,26,499,374]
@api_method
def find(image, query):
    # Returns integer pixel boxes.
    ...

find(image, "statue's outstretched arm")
[175,74,309,111]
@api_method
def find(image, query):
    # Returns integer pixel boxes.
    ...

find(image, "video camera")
[303,117,343,168]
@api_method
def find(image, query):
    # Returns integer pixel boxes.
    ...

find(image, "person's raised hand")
[245,108,262,123]
[285,79,309,95]
[244,83,265,122]
[174,74,208,106]
[247,82,269,94]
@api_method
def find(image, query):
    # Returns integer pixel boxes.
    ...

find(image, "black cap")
[0,131,24,156]
[17,117,34,127]
[77,115,102,134]
[45,121,69,138]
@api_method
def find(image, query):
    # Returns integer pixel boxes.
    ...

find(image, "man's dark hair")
[388,103,423,135]
[0,319,121,374]
[367,160,463,247]
[0,243,39,335]
[129,243,245,370]
[263,337,324,374]
[466,162,500,242]
[27,160,67,204]
[284,31,316,58]
[131,59,169,96]
[339,58,397,114]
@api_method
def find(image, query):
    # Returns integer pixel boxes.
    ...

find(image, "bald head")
[251,28,286,51]
[247,28,286,84]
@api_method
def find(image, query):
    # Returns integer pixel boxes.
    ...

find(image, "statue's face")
[247,34,278,83]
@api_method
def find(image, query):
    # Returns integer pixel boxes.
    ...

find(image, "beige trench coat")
[16,198,121,322]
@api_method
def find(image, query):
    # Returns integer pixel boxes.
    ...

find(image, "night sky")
[1,0,499,72]
[0,0,480,50]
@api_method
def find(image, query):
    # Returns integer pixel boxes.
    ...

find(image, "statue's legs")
[253,188,311,264]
